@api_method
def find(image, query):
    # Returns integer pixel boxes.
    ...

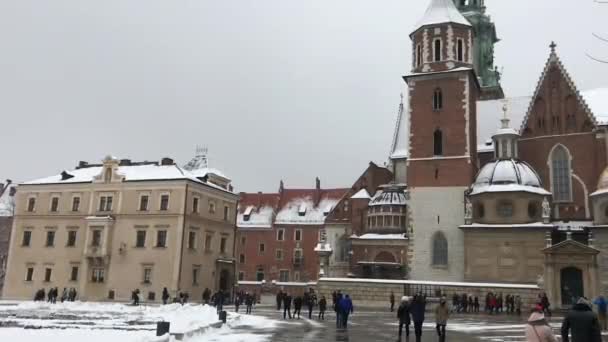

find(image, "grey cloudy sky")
[1,0,607,192]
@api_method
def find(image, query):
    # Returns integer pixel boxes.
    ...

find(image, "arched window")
[432,232,448,266]
[457,39,464,62]
[551,145,572,202]
[433,88,443,110]
[434,39,442,62]
[433,129,443,156]
[416,44,422,67]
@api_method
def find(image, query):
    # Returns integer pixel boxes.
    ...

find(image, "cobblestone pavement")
[231,305,574,342]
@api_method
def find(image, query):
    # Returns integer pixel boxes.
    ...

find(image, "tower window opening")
[416,44,422,67]
[433,129,443,156]
[434,39,442,62]
[433,88,443,111]
[457,39,464,62]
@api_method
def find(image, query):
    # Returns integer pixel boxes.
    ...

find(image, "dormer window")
[243,206,254,222]
[298,204,307,217]
[323,204,333,216]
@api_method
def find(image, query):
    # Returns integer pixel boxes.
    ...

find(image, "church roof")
[470,159,551,196]
[413,0,471,33]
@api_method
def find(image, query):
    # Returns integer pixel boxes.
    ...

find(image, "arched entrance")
[219,269,230,291]
[561,267,584,306]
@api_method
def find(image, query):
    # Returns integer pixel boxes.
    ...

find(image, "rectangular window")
[208,201,216,214]
[238,271,245,281]
[259,243,265,254]
[295,229,302,241]
[70,266,79,281]
[457,39,464,62]
[67,230,77,247]
[156,230,167,248]
[25,267,34,281]
[22,231,32,247]
[99,196,113,212]
[220,237,227,253]
[188,231,196,249]
[434,39,442,62]
[139,195,149,211]
[44,268,52,282]
[72,197,80,212]
[50,197,59,212]
[279,270,289,282]
[294,271,300,282]
[148,292,156,301]
[192,267,200,285]
[277,229,285,241]
[241,236,246,246]
[160,194,169,211]
[205,234,213,251]
[91,268,105,283]
[239,254,245,263]
[27,197,36,212]
[193,197,199,213]
[143,267,152,284]
[293,249,303,265]
[46,231,55,247]
[276,249,283,261]
[136,230,146,248]
[223,206,229,221]
[416,44,422,66]
[91,230,102,247]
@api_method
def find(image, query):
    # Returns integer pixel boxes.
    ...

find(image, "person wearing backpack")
[593,295,607,331]
[526,310,557,342]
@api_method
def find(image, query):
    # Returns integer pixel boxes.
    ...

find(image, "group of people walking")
[33,287,77,303]
[234,291,255,314]
[276,288,325,320]
[397,294,446,342]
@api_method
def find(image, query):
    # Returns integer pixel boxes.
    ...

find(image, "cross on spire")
[550,41,557,53]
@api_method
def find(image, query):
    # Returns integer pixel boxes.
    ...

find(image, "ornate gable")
[543,239,599,255]
[520,43,598,138]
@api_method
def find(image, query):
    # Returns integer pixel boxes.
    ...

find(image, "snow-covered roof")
[21,162,233,193]
[404,66,473,78]
[275,197,339,225]
[350,188,371,200]
[237,206,275,229]
[413,0,471,33]
[353,233,407,240]
[369,186,408,206]
[0,188,14,217]
[470,159,550,196]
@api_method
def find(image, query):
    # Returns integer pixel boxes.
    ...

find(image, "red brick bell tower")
[405,0,481,188]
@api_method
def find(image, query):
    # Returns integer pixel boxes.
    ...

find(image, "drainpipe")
[176,183,189,295]
[232,194,240,300]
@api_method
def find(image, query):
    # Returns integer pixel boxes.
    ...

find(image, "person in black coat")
[318,296,327,320]
[293,296,303,319]
[162,287,170,305]
[214,291,224,313]
[283,293,293,319]
[306,290,316,319]
[397,296,412,340]
[276,291,283,311]
[561,297,602,342]
[390,292,396,312]
[410,294,427,342]
[202,288,211,305]
[245,293,254,314]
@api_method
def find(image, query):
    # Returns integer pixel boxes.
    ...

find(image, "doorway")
[561,267,584,306]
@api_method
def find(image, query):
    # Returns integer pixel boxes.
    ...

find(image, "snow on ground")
[0,301,279,342]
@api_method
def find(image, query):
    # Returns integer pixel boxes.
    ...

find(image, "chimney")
[279,180,284,194]
[257,191,263,208]
[77,161,88,169]
[316,177,321,190]
[119,159,131,166]
[314,177,321,206]
[161,157,174,166]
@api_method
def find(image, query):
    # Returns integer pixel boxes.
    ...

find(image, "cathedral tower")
[405,0,481,281]
[454,0,504,99]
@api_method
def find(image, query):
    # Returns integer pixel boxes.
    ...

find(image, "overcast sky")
[1,0,607,192]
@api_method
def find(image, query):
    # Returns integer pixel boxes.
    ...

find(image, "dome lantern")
[492,101,519,160]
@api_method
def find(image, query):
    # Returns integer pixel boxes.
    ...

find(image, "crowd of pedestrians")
[33,287,77,302]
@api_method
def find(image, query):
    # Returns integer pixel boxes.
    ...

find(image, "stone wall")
[316,278,541,309]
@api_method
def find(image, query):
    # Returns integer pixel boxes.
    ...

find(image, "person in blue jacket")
[339,294,354,329]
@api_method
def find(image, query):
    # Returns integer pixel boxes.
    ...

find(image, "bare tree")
[587,1,608,63]
[0,180,15,216]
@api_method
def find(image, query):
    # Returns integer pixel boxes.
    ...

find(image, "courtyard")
[2,300,606,341]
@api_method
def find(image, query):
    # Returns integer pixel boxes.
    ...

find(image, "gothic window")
[457,39,464,62]
[433,88,443,110]
[416,44,422,67]
[432,232,448,266]
[433,129,443,156]
[433,39,442,62]
[551,145,572,202]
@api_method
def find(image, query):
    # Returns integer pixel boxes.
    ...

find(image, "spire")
[414,0,471,33]
[389,93,408,160]
[492,99,520,160]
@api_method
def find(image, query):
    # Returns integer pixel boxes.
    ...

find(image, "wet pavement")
[238,305,574,342]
